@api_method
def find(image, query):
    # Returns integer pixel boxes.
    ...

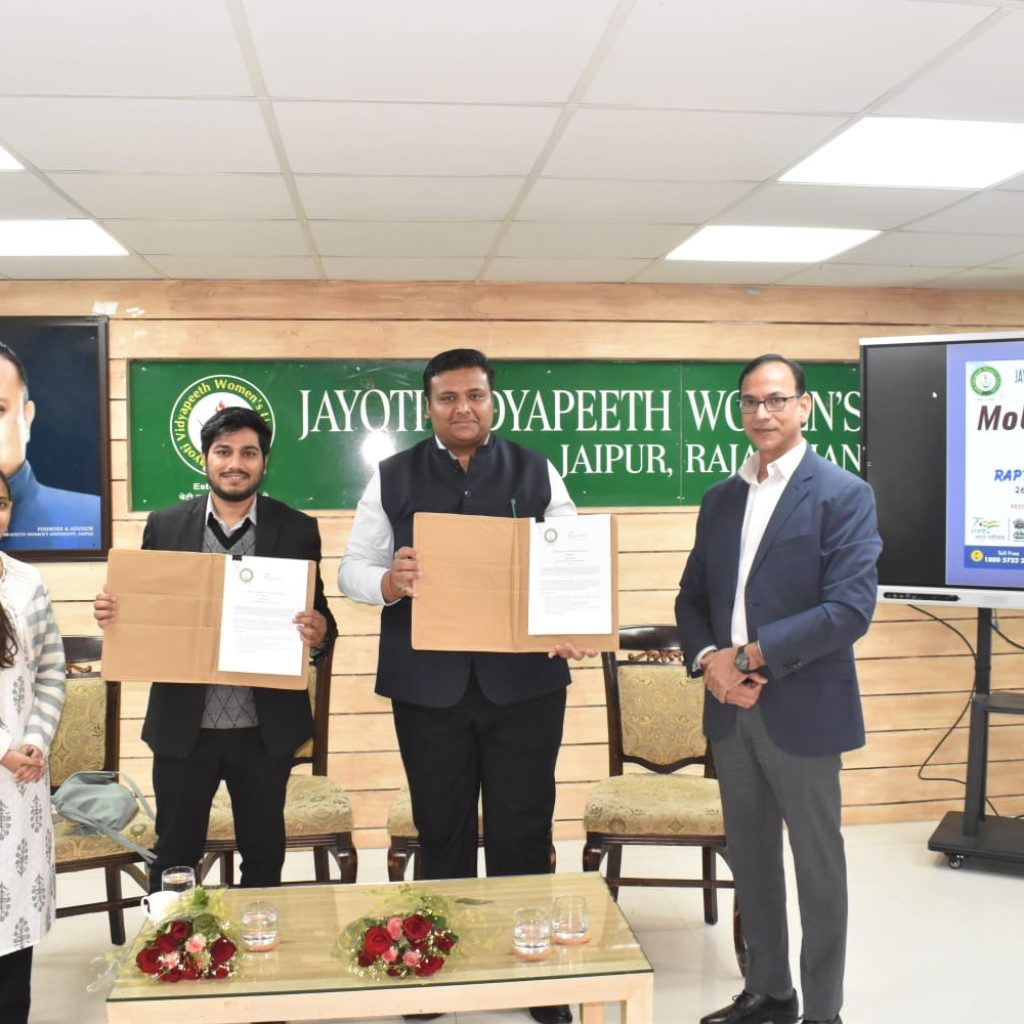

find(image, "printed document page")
[527,514,612,635]
[218,555,307,675]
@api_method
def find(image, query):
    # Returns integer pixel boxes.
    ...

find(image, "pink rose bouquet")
[342,890,459,981]
[133,886,242,982]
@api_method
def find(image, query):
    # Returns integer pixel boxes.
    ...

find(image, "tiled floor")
[32,821,1020,1024]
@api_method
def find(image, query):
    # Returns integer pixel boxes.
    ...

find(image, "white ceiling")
[2,0,1024,285]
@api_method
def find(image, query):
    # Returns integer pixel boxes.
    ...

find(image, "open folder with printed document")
[99,548,314,689]
[411,511,619,653]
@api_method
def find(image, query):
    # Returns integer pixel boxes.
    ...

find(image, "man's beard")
[206,473,263,504]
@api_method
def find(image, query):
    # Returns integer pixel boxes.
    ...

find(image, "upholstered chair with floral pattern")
[582,625,745,975]
[200,641,357,885]
[52,636,153,945]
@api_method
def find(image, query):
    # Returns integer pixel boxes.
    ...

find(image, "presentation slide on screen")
[947,340,1024,587]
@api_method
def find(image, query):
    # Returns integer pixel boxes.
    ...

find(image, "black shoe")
[700,991,800,1024]
[529,1007,573,1024]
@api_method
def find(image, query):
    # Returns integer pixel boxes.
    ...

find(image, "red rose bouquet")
[340,890,459,981]
[133,886,242,983]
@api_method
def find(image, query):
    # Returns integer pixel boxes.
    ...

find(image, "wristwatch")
[733,644,752,673]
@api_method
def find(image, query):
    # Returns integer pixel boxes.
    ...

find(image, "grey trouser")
[712,703,846,1022]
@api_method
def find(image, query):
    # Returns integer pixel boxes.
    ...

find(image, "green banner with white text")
[128,360,861,511]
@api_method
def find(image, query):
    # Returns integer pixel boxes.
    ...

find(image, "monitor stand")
[928,608,1024,869]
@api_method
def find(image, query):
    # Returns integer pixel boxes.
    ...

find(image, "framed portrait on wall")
[0,316,110,561]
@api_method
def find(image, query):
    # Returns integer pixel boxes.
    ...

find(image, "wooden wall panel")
[5,278,1024,325]
[19,278,1024,850]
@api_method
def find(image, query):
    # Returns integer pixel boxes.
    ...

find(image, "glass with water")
[552,894,589,944]
[241,900,279,952]
[160,865,196,893]
[513,906,551,958]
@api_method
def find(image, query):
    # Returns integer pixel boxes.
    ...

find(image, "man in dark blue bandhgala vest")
[341,349,585,1024]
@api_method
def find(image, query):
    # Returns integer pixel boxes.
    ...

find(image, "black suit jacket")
[140,494,337,759]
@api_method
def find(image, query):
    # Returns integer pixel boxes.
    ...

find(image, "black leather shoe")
[529,1007,573,1024]
[700,991,800,1024]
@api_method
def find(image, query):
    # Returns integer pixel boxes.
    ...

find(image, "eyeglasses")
[737,393,803,415]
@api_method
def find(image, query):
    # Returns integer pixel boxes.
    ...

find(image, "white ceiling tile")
[322,257,482,280]
[146,256,318,279]
[993,251,1024,270]
[881,12,1024,120]
[246,0,618,103]
[276,102,560,175]
[545,109,845,181]
[0,173,80,217]
[718,183,971,230]
[517,179,754,223]
[296,176,523,220]
[634,261,797,285]
[778,263,961,287]
[0,255,160,279]
[903,191,1024,235]
[998,172,1024,191]
[498,222,688,259]
[586,0,987,113]
[312,222,498,258]
[484,258,647,282]
[0,99,279,173]
[106,220,309,257]
[928,266,1024,289]
[838,230,1024,266]
[0,0,250,96]
[49,174,296,220]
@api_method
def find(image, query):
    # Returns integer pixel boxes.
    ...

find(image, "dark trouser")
[0,946,32,1024]
[150,727,293,892]
[711,703,847,1023]
[392,678,566,880]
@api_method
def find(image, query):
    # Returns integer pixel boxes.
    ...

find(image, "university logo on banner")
[169,374,276,474]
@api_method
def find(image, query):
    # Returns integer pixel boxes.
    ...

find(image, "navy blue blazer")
[675,448,882,757]
[139,494,337,759]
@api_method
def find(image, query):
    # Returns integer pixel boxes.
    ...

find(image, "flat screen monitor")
[861,330,1024,608]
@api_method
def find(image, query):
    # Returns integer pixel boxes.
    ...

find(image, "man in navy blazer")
[676,355,881,1024]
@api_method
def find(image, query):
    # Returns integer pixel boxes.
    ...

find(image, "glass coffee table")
[106,872,653,1023]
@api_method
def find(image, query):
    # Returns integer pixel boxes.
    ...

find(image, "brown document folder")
[100,548,314,689]
[411,512,619,653]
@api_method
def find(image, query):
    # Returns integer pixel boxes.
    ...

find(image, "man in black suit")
[94,406,336,890]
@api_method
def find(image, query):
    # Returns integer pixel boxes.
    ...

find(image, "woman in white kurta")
[0,469,66,1024]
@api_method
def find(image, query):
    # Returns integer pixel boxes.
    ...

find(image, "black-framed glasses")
[737,393,804,415]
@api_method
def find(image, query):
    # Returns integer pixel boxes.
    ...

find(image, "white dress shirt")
[730,439,807,647]
[693,440,807,671]
[205,493,257,533]
[339,437,576,606]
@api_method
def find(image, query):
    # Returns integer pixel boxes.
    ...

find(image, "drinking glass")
[552,894,589,944]
[160,865,195,893]
[512,906,551,958]
[241,900,279,952]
